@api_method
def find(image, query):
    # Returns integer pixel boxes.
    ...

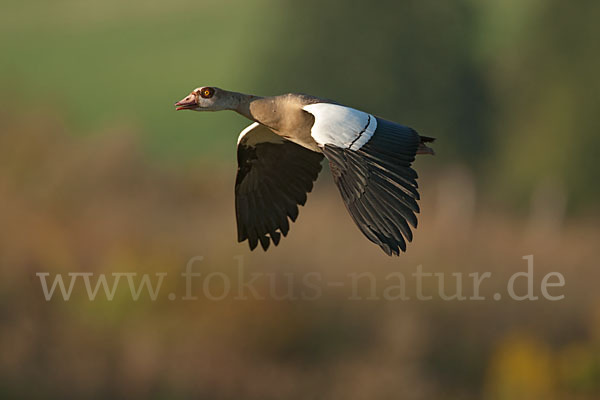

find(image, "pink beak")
[174,94,198,110]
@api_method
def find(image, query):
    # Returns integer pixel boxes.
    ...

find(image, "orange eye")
[199,87,214,99]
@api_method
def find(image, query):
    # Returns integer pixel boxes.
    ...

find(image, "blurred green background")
[1,0,600,399]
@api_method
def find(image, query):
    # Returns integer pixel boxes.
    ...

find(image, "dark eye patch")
[200,87,215,99]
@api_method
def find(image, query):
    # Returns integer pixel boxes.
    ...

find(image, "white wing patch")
[303,103,377,150]
[237,122,285,147]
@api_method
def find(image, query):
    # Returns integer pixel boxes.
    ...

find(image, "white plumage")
[302,103,377,150]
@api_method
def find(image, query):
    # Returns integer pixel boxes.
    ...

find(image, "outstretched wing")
[304,103,423,256]
[235,122,323,251]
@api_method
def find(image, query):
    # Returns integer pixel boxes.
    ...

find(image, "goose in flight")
[175,87,434,256]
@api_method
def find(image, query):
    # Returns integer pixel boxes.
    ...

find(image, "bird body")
[241,93,324,152]
[175,87,434,256]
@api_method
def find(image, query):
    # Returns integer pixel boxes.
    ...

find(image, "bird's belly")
[280,130,322,153]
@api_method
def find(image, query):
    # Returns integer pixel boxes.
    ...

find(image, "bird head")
[174,86,232,111]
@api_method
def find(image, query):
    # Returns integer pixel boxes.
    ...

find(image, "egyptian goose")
[175,87,435,256]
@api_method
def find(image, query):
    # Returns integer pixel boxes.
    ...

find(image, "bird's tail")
[417,135,436,155]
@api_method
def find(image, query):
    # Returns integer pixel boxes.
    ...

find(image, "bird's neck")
[231,92,263,122]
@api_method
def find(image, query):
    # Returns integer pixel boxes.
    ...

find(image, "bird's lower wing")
[236,123,323,251]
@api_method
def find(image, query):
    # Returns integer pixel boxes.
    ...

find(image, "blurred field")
[2,0,600,399]
[1,108,600,399]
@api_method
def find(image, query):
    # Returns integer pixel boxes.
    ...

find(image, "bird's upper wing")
[303,103,422,256]
[235,122,323,251]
